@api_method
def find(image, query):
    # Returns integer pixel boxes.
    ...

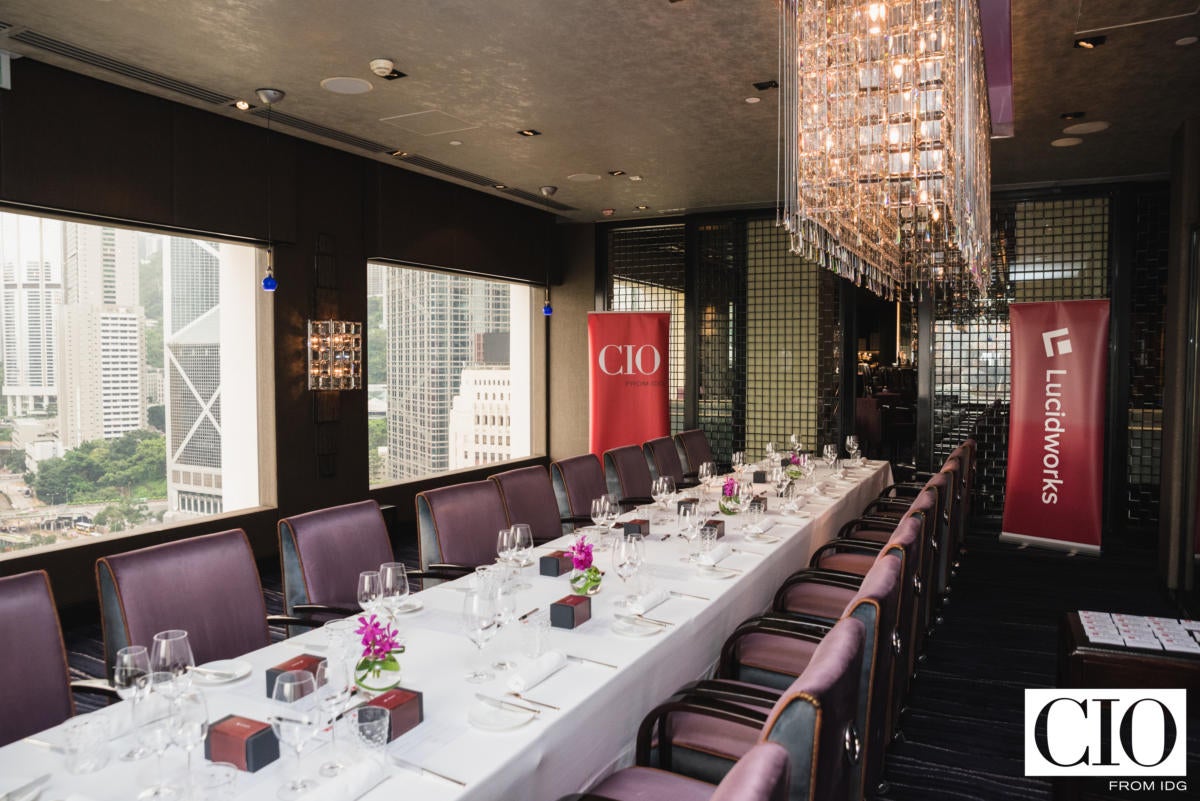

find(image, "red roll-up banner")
[1001,300,1109,554]
[588,312,671,456]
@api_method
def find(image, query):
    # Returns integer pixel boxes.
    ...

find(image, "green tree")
[147,405,165,431]
[144,322,163,370]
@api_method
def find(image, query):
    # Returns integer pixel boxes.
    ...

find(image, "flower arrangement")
[353,614,405,694]
[785,452,805,479]
[566,534,603,595]
[719,477,741,515]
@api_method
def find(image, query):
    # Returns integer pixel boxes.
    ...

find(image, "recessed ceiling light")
[493,184,507,190]
[628,175,643,182]
[1051,137,1083,147]
[517,129,541,137]
[1063,121,1110,135]
[321,76,374,95]
[448,140,463,146]
[745,97,761,104]
[1176,36,1198,46]
[608,170,626,176]
[1073,35,1107,49]
[601,209,615,216]
[232,99,253,111]
[567,173,602,182]
[1059,111,1085,121]
[752,80,779,91]
[636,204,649,210]
[391,150,409,158]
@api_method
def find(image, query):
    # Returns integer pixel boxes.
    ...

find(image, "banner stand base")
[999,531,1101,557]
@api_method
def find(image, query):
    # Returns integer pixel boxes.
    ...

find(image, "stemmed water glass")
[603,493,621,527]
[269,670,320,801]
[357,570,383,617]
[731,452,745,475]
[677,504,699,562]
[496,527,517,566]
[697,461,717,487]
[315,659,352,778]
[169,690,209,798]
[134,672,176,799]
[379,562,410,622]
[113,645,151,761]
[822,444,838,472]
[508,524,534,591]
[789,433,802,453]
[590,497,609,528]
[461,588,499,683]
[845,435,861,466]
[613,533,644,607]
[491,579,518,671]
[150,630,194,697]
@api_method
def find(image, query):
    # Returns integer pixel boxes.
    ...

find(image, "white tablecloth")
[0,461,890,801]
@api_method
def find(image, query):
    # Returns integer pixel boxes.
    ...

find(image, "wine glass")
[661,476,676,505]
[822,444,838,472]
[269,670,320,800]
[150,629,194,697]
[845,434,861,466]
[677,504,699,562]
[590,497,608,527]
[491,579,518,671]
[731,452,745,475]
[496,527,516,566]
[357,570,382,616]
[114,645,151,761]
[789,433,801,453]
[379,562,410,621]
[697,461,716,487]
[315,659,352,778]
[134,672,176,799]
[602,493,621,527]
[613,533,644,607]
[651,476,670,509]
[169,690,209,797]
[509,524,534,591]
[461,589,498,683]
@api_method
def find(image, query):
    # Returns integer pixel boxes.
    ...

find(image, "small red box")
[676,498,699,513]
[265,653,325,698]
[622,518,651,537]
[539,550,573,577]
[703,519,726,538]
[204,715,279,772]
[550,594,592,629]
[367,687,424,741]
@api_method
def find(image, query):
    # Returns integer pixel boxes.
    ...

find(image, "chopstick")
[393,756,467,788]
[669,590,711,601]
[565,653,618,669]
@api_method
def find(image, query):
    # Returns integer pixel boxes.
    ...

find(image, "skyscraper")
[0,213,63,418]
[57,223,146,448]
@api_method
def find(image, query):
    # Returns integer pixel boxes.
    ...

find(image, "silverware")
[475,692,540,715]
[732,547,765,556]
[615,612,671,628]
[392,756,467,787]
[20,738,63,754]
[506,691,559,710]
[1,774,49,801]
[669,590,711,601]
[565,653,618,669]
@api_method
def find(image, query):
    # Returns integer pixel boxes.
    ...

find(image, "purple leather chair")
[637,616,866,801]
[96,529,270,670]
[490,465,569,545]
[0,571,74,747]
[603,444,655,507]
[415,480,510,582]
[675,429,716,474]
[644,436,700,488]
[550,454,608,523]
[559,742,790,801]
[278,500,395,619]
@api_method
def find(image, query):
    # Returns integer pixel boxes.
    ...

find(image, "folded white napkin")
[749,520,776,536]
[507,651,567,692]
[629,588,670,615]
[303,755,387,801]
[698,542,732,566]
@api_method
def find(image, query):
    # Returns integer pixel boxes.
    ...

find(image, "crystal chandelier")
[778,0,991,299]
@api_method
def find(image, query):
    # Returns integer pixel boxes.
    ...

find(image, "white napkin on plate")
[507,651,567,692]
[698,542,732,566]
[301,756,387,801]
[629,588,670,615]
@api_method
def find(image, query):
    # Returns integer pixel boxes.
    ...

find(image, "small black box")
[550,594,592,629]
[752,470,767,484]
[539,550,573,577]
[622,518,651,537]
[676,498,699,513]
[703,519,726,538]
[265,653,325,698]
[368,687,424,742]
[205,715,279,772]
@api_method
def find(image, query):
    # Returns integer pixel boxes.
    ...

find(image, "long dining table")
[0,460,891,801]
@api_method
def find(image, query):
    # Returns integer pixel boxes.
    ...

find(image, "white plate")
[393,598,424,615]
[695,565,737,580]
[611,617,663,637]
[190,659,252,685]
[745,533,781,544]
[777,512,813,524]
[468,701,537,731]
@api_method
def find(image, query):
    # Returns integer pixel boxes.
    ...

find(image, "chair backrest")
[644,436,686,484]
[0,571,74,747]
[881,517,922,735]
[843,553,903,800]
[550,454,608,519]
[711,742,791,801]
[761,616,865,801]
[491,465,563,545]
[675,428,715,473]
[603,444,653,499]
[415,480,509,570]
[278,500,394,613]
[96,529,269,670]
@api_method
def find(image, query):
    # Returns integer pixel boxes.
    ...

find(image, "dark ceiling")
[0,0,1196,221]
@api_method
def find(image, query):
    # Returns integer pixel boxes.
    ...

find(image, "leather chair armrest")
[808,538,886,568]
[561,515,595,525]
[291,602,362,617]
[636,697,768,769]
[717,616,829,678]
[679,679,784,706]
[70,679,122,703]
[617,496,654,509]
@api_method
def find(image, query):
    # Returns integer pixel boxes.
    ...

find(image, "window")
[0,211,273,557]
[367,262,541,484]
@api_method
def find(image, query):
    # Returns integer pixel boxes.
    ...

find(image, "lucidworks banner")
[1001,300,1109,554]
[588,312,670,456]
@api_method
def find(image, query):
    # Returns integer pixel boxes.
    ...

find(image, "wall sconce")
[307,320,363,390]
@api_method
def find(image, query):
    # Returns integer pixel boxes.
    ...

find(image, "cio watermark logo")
[1025,689,1187,778]
[597,344,662,376]
[1042,328,1073,357]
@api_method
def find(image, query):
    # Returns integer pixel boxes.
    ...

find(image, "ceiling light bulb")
[1078,40,1094,49]
[448,140,463,146]
[892,63,903,78]
[629,175,643,182]
[1176,36,1198,46]
[745,96,761,104]
[931,207,940,222]
[1051,137,1083,147]
[918,188,928,204]
[234,99,251,111]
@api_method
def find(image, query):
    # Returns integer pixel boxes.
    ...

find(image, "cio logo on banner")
[597,344,662,377]
[1042,328,1073,357]
[1024,689,1187,777]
